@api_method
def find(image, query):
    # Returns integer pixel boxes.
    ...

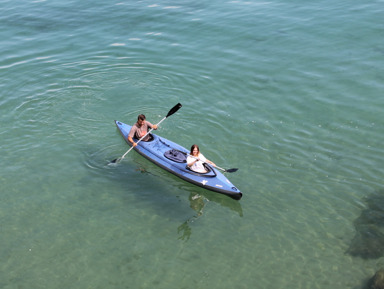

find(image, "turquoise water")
[1,0,384,288]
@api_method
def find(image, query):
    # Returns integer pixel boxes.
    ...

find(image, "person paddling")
[128,114,157,147]
[187,144,216,173]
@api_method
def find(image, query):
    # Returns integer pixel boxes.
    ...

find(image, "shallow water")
[1,0,384,288]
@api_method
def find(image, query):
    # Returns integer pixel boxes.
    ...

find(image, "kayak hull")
[115,120,242,200]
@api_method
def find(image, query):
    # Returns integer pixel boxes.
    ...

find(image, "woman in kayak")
[187,144,216,173]
[128,114,158,147]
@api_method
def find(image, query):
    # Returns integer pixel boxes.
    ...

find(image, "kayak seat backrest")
[164,149,187,163]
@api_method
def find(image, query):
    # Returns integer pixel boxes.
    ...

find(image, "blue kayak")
[115,120,242,200]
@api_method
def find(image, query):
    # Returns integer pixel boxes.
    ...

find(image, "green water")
[1,1,384,288]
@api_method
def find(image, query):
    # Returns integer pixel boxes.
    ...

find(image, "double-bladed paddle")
[187,154,238,173]
[110,103,182,164]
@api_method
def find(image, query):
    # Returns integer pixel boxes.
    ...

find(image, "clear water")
[1,1,384,288]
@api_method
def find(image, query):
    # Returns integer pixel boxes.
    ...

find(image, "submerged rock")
[366,269,384,289]
[347,191,384,259]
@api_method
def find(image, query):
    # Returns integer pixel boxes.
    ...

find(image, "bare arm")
[187,157,199,167]
[147,121,157,130]
[205,159,216,167]
[188,155,216,167]
[128,136,137,147]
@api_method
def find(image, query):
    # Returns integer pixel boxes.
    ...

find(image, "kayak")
[115,120,242,200]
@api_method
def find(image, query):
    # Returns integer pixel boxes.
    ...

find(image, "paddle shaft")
[121,116,166,159]
[111,103,182,163]
[187,154,235,173]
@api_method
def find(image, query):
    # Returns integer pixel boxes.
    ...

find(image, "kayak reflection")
[177,191,243,242]
[178,192,207,241]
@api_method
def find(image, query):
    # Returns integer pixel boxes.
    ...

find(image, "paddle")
[110,103,182,164]
[216,166,238,173]
[187,154,238,173]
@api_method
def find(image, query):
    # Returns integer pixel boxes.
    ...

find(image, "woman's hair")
[190,144,200,155]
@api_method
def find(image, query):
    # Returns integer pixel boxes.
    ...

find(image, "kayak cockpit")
[132,134,154,143]
[164,149,216,177]
[185,163,216,177]
[164,149,187,163]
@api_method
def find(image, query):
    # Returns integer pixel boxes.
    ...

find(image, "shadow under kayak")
[115,120,242,200]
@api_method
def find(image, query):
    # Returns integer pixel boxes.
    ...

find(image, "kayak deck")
[115,120,242,200]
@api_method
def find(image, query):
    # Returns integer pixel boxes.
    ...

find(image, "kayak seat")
[164,149,187,163]
[143,133,154,142]
[146,134,154,141]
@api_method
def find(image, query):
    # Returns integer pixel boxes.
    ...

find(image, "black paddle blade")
[166,103,182,118]
[110,157,121,164]
[225,168,238,173]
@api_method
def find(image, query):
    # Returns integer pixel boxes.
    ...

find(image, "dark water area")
[348,191,384,260]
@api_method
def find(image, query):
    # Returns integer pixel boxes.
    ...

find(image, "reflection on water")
[189,192,206,217]
[178,192,207,241]
[177,221,192,241]
[177,191,244,241]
